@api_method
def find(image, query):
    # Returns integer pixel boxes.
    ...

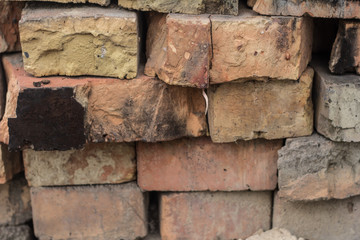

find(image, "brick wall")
[0,0,359,239]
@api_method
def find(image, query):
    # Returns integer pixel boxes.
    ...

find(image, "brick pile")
[0,0,359,239]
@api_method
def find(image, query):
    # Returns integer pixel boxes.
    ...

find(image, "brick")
[118,0,238,15]
[0,225,33,240]
[0,143,22,184]
[19,5,138,79]
[160,191,272,240]
[273,192,360,240]
[278,133,360,201]
[208,67,313,142]
[0,54,206,150]
[330,20,360,74]
[4,0,109,6]
[0,2,24,53]
[145,13,211,88]
[210,11,313,83]
[31,182,148,240]
[0,175,32,226]
[252,0,360,19]
[313,58,360,142]
[137,137,281,191]
[23,143,135,187]
[245,228,303,240]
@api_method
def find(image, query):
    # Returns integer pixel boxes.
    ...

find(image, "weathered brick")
[0,175,32,226]
[330,20,360,74]
[208,67,313,142]
[4,0,109,6]
[160,191,272,240]
[252,0,360,19]
[145,13,211,88]
[313,58,360,142]
[0,225,33,240]
[0,54,206,150]
[23,143,135,187]
[118,0,238,15]
[31,182,148,240]
[273,192,360,240]
[19,5,138,79]
[245,228,303,240]
[0,143,22,184]
[137,137,281,191]
[210,11,313,83]
[0,2,24,53]
[278,133,360,201]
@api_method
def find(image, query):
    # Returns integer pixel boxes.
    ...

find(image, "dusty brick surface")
[313,58,360,142]
[252,0,360,19]
[145,13,211,88]
[4,0,109,6]
[0,143,22,184]
[273,192,360,240]
[23,143,135,187]
[0,225,33,240]
[208,67,313,142]
[278,134,360,201]
[137,137,281,191]
[160,191,272,240]
[210,10,313,83]
[19,6,138,78]
[330,20,360,74]
[31,182,148,240]
[245,228,303,240]
[0,175,32,226]
[0,54,206,150]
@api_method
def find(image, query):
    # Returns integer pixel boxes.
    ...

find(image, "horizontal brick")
[329,20,360,75]
[210,11,313,83]
[273,192,360,240]
[0,54,206,150]
[23,143,135,187]
[0,174,32,226]
[0,225,33,240]
[145,13,211,88]
[313,58,360,142]
[138,137,281,191]
[19,5,138,78]
[208,67,313,142]
[0,143,22,184]
[278,133,360,201]
[160,191,272,240]
[3,0,109,6]
[31,182,148,240]
[118,0,238,15]
[0,2,24,53]
[252,0,360,19]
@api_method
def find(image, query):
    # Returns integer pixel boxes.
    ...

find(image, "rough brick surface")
[118,0,238,15]
[0,175,32,226]
[19,6,138,79]
[330,20,360,74]
[4,0,110,6]
[137,137,281,191]
[160,191,272,240]
[0,225,33,240]
[245,228,303,240]
[0,54,206,150]
[273,192,360,240]
[208,67,313,142]
[252,0,360,19]
[0,2,24,53]
[313,58,360,142]
[0,143,22,184]
[145,13,211,88]
[210,11,313,83]
[23,143,135,187]
[278,134,360,201]
[31,182,148,240]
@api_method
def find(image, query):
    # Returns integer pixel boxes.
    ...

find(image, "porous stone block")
[0,143,22,184]
[210,12,313,83]
[31,182,148,240]
[23,143,135,187]
[208,67,313,142]
[137,137,282,191]
[0,225,33,240]
[19,6,138,78]
[313,58,360,142]
[4,0,110,6]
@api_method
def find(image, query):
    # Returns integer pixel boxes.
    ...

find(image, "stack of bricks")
[0,0,359,239]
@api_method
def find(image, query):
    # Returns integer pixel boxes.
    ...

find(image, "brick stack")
[0,0,359,239]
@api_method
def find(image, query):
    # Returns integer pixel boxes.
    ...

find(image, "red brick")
[137,137,282,191]
[160,191,272,240]
[31,182,148,240]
